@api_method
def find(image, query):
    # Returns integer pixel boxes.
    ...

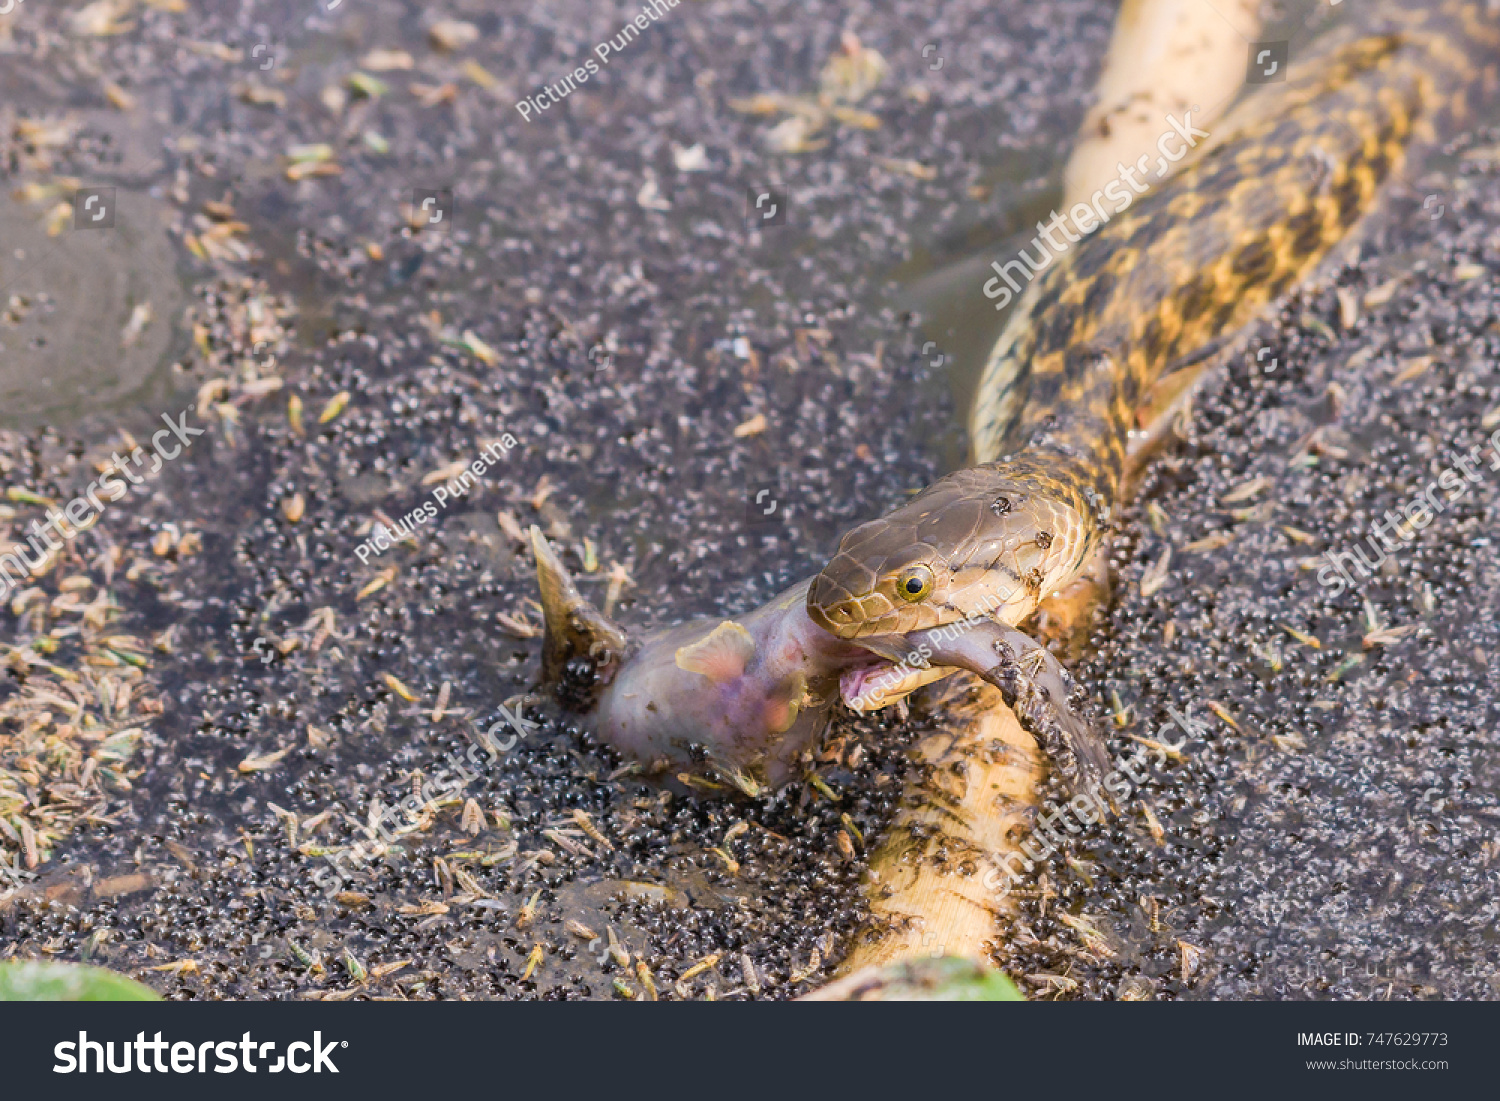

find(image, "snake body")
[808,0,1500,788]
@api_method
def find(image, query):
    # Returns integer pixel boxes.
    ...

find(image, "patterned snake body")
[808,0,1500,788]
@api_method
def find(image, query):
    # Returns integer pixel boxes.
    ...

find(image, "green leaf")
[347,72,389,99]
[285,143,336,164]
[802,956,1027,1001]
[0,961,159,1001]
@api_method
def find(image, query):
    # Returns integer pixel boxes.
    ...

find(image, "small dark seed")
[991,496,1011,515]
[1036,531,1053,549]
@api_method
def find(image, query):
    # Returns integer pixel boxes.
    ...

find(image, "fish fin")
[674,621,757,682]
[763,671,810,734]
[531,526,629,700]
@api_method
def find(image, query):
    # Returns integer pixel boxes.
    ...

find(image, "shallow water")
[0,189,186,428]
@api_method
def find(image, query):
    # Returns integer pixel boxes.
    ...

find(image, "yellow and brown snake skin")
[806,0,1500,789]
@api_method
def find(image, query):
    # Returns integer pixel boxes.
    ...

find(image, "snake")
[806,0,1500,793]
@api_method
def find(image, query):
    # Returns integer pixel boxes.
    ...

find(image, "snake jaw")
[839,658,951,712]
[877,618,1109,797]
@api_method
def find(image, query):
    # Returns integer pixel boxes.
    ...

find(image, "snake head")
[806,468,1086,639]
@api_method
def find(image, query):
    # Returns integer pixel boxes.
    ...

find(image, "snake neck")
[984,344,1132,544]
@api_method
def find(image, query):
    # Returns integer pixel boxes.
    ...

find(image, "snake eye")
[895,565,934,603]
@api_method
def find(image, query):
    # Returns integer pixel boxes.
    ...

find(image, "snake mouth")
[839,657,944,711]
[837,632,958,711]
